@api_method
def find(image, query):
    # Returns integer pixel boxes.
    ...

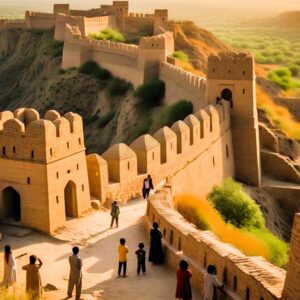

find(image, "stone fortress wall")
[0,2,299,298]
[145,188,288,300]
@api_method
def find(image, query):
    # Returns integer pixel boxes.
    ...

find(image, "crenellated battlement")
[139,31,173,49]
[160,62,206,89]
[207,51,255,80]
[0,108,84,163]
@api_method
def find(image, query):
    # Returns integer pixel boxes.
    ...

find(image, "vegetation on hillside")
[150,100,193,132]
[88,28,125,42]
[176,180,288,267]
[135,79,166,108]
[208,179,265,228]
[78,60,112,81]
[172,51,189,63]
[257,86,300,141]
[268,67,300,90]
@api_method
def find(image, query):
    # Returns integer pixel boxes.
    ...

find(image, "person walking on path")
[110,201,120,228]
[22,255,43,300]
[118,238,128,278]
[202,265,223,300]
[67,246,83,300]
[142,178,150,199]
[149,222,164,264]
[147,174,154,190]
[176,260,192,300]
[135,243,146,275]
[3,245,17,290]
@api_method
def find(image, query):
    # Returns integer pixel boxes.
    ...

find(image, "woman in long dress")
[149,222,164,264]
[3,245,17,288]
[176,260,192,300]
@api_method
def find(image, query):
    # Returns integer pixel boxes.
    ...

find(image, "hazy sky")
[0,0,299,26]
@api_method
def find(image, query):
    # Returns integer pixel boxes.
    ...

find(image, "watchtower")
[154,9,168,35]
[206,52,261,186]
[112,1,128,31]
[0,108,91,234]
[53,4,70,16]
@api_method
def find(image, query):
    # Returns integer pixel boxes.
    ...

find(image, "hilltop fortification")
[0,2,299,300]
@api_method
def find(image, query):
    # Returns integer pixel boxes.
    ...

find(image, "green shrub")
[135,79,165,108]
[208,178,265,229]
[108,78,133,97]
[129,117,152,142]
[172,51,189,62]
[89,28,125,42]
[268,67,300,90]
[78,61,111,80]
[97,111,115,128]
[151,100,193,131]
[289,65,300,76]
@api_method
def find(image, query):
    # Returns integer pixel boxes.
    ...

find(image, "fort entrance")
[2,187,21,222]
[221,88,233,107]
[64,181,77,218]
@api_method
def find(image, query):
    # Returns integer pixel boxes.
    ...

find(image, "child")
[176,260,192,300]
[202,265,223,300]
[118,238,128,278]
[22,255,43,300]
[135,243,146,275]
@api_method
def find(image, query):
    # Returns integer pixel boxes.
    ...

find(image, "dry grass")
[175,194,269,258]
[256,85,300,141]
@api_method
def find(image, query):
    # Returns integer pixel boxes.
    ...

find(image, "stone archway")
[221,88,233,108]
[64,181,77,218]
[2,187,21,222]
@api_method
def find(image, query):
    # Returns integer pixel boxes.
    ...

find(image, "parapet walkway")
[0,198,201,299]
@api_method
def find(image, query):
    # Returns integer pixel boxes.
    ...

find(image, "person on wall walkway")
[176,260,192,300]
[67,246,82,300]
[22,255,43,300]
[110,201,120,228]
[3,245,17,292]
[142,178,150,199]
[202,265,223,300]
[149,222,164,264]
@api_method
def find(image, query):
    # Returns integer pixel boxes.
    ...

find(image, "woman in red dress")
[176,260,192,300]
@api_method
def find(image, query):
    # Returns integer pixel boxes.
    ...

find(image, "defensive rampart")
[145,188,286,300]
[86,102,233,203]
[159,61,207,110]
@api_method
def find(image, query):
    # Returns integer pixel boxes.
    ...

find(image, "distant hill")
[240,11,300,28]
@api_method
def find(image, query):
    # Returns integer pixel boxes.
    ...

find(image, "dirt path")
[0,199,200,299]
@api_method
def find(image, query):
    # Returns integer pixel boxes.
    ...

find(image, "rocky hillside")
[0,24,299,241]
[0,24,229,153]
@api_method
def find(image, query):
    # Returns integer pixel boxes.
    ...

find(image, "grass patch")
[97,111,115,128]
[135,79,165,108]
[172,51,189,62]
[108,77,133,97]
[89,28,125,42]
[257,86,300,141]
[78,61,111,81]
[151,100,193,131]
[176,191,288,267]
[129,117,153,142]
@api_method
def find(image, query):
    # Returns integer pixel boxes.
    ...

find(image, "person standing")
[3,245,17,289]
[110,201,120,228]
[22,255,43,300]
[147,174,154,190]
[67,246,83,300]
[149,222,164,264]
[202,265,223,300]
[135,243,146,275]
[118,238,128,278]
[176,260,192,300]
[142,178,150,199]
